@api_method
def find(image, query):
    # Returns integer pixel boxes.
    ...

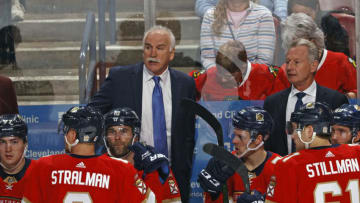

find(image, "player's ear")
[304,125,314,141]
[255,134,263,144]
[354,131,360,143]
[66,129,77,143]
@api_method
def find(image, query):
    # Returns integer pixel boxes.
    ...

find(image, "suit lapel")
[279,88,291,147]
[132,63,143,118]
[169,68,179,130]
[315,83,323,102]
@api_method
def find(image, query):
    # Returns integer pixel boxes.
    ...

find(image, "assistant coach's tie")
[152,76,168,157]
[291,92,306,153]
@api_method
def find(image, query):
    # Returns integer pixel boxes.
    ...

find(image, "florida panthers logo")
[4,176,17,190]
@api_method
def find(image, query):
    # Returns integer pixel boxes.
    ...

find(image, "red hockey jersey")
[204,151,281,202]
[266,144,360,203]
[139,169,181,202]
[190,62,288,101]
[0,159,36,203]
[22,154,155,203]
[281,49,357,94]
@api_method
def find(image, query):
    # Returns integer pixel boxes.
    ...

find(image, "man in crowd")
[266,102,360,202]
[331,104,360,144]
[89,25,196,202]
[198,106,281,202]
[264,38,348,156]
[0,114,36,202]
[22,106,155,202]
[281,13,357,98]
[103,107,181,202]
[190,40,288,101]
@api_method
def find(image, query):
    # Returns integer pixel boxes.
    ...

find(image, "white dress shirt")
[285,81,317,153]
[141,65,172,160]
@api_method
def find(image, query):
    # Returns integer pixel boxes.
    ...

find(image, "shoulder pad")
[268,65,279,78]
[191,70,206,79]
[348,57,357,68]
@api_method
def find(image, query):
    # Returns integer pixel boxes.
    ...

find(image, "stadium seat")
[319,0,354,13]
[331,13,356,59]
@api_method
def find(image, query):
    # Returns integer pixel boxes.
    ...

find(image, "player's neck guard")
[297,130,316,149]
[64,136,79,152]
[238,139,264,158]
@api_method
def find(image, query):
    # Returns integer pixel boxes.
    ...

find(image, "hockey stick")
[180,98,224,146]
[203,143,250,194]
[180,99,228,202]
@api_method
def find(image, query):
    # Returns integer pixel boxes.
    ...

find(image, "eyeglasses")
[106,127,132,138]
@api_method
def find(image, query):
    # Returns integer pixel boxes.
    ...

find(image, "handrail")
[79,0,117,104]
[144,0,157,32]
[109,0,117,44]
[79,12,97,104]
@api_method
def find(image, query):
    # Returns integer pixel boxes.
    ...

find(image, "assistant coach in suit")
[264,38,348,156]
[0,75,18,114]
[89,25,196,202]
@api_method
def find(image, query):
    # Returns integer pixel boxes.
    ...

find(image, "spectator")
[189,40,288,101]
[200,0,276,69]
[195,0,288,21]
[263,38,348,156]
[287,0,351,57]
[89,25,196,202]
[281,13,357,98]
[0,75,18,114]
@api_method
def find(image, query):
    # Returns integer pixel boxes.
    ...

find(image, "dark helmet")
[104,107,140,137]
[60,106,103,143]
[0,114,27,141]
[232,106,273,139]
[290,102,333,135]
[333,104,360,137]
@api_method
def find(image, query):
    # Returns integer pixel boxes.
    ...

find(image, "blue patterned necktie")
[152,76,168,157]
[291,92,306,153]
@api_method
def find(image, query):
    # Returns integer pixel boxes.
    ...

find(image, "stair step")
[18,11,200,42]
[17,95,79,105]
[3,66,196,98]
[26,0,195,14]
[15,40,201,69]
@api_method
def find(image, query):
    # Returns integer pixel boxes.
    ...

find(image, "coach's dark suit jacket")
[0,75,18,115]
[89,62,196,202]
[263,84,348,156]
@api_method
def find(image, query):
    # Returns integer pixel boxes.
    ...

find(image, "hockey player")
[22,106,155,202]
[104,107,181,202]
[189,40,288,101]
[266,102,360,202]
[0,114,36,202]
[198,106,281,202]
[281,13,357,98]
[331,104,360,144]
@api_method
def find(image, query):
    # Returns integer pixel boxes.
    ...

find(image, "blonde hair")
[212,0,228,36]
